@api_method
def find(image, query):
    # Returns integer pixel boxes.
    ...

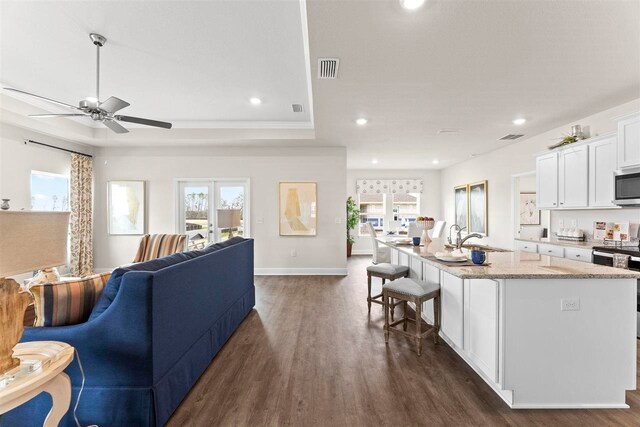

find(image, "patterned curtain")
[356,179,424,194]
[70,154,93,276]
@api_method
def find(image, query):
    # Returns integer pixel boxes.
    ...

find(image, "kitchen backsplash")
[551,208,640,241]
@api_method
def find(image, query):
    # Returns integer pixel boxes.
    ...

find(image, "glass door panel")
[215,182,246,242]
[180,182,213,250]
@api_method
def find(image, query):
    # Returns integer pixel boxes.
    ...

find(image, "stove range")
[592,244,640,256]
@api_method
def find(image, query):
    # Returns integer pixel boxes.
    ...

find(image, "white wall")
[93,146,347,274]
[0,122,94,210]
[440,98,640,249]
[346,169,441,254]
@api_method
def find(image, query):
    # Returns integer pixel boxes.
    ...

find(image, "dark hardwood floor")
[167,256,640,426]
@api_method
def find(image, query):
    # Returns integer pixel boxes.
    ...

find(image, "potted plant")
[346,196,360,257]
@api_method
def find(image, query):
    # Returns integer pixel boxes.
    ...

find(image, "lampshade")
[0,211,70,277]
[216,209,241,229]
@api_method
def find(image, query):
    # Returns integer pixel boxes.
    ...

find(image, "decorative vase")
[420,220,435,245]
[0,199,9,210]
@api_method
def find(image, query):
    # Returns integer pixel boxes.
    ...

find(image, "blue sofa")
[2,237,254,427]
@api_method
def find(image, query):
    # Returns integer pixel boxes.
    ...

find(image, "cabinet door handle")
[548,250,552,253]
[576,255,581,257]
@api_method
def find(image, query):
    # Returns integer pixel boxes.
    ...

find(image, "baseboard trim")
[254,268,348,276]
[351,250,373,256]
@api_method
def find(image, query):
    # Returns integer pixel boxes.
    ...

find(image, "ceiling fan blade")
[28,113,86,118]
[115,115,172,129]
[103,119,129,134]
[99,96,130,113]
[4,87,80,110]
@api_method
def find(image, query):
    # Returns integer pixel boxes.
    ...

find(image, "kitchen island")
[377,237,639,409]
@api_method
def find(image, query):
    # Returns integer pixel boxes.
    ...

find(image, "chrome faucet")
[448,224,464,247]
[458,232,483,249]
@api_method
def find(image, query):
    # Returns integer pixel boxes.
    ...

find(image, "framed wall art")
[279,182,317,236]
[454,184,469,231]
[469,180,488,236]
[108,181,146,235]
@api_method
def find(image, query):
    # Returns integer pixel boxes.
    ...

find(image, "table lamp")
[0,211,70,374]
[216,209,241,238]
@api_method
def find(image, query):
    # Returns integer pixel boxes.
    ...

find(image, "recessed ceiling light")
[372,158,378,164]
[249,97,262,105]
[400,0,426,10]
[432,159,440,164]
[512,118,526,125]
[356,118,368,126]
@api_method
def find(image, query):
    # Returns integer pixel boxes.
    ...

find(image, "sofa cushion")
[31,272,111,326]
[89,252,193,320]
[185,236,246,258]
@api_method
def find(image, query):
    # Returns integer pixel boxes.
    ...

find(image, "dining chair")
[366,222,391,264]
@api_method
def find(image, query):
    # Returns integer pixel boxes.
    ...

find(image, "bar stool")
[383,278,440,356]
[366,263,409,320]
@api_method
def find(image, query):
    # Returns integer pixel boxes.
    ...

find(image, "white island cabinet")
[377,238,639,409]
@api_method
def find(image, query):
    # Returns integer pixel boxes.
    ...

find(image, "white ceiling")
[0,0,314,141]
[307,0,640,169]
[1,0,639,169]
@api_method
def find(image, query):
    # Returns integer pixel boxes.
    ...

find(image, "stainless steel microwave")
[613,169,640,206]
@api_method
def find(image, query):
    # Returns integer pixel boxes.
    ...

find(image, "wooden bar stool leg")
[383,291,390,344]
[415,297,422,356]
[433,296,440,345]
[403,301,408,331]
[367,274,372,314]
[390,296,395,321]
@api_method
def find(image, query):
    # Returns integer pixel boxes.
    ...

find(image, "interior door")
[214,181,248,242]
[179,182,213,250]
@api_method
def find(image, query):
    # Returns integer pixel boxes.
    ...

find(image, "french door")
[177,179,249,250]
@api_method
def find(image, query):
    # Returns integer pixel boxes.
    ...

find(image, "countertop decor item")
[346,196,360,257]
[0,211,70,374]
[471,249,487,265]
[0,199,9,210]
[417,217,435,245]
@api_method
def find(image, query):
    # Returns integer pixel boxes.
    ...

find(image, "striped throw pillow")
[30,272,111,327]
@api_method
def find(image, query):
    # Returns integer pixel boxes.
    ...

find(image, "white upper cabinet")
[558,145,589,208]
[536,152,558,209]
[588,135,617,207]
[617,112,640,169]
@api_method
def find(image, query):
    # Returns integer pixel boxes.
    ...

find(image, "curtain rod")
[24,139,93,158]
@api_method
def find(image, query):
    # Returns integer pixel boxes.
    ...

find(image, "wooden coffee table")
[0,341,74,427]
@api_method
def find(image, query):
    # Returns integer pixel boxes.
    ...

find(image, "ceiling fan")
[4,33,172,134]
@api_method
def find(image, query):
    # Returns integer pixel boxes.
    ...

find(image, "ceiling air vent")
[499,134,524,141]
[292,104,304,113]
[318,58,339,79]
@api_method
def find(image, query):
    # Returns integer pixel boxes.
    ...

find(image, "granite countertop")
[514,237,599,249]
[378,238,640,280]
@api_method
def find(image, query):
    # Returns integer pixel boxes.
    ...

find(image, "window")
[31,171,69,211]
[392,193,420,233]
[358,193,384,235]
[358,192,421,236]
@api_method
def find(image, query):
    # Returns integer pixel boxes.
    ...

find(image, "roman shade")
[356,179,423,194]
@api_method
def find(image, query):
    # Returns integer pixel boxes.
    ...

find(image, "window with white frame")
[358,193,385,235]
[356,178,424,236]
[392,193,420,233]
[30,170,69,211]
